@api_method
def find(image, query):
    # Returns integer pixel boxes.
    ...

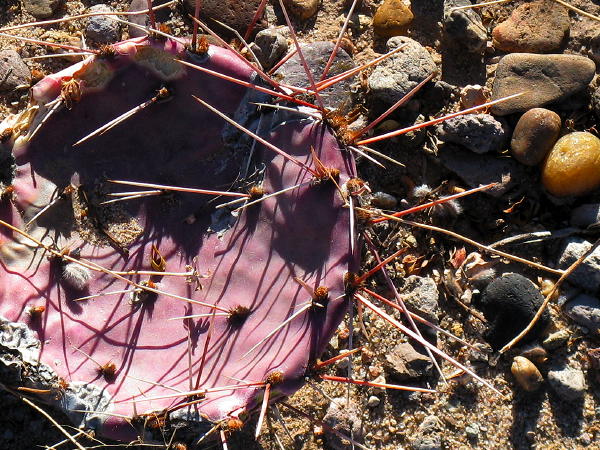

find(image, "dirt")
[1,0,600,449]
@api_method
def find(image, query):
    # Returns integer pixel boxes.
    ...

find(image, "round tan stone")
[511,356,543,392]
[542,132,600,197]
[283,0,319,21]
[511,108,561,166]
[373,0,414,38]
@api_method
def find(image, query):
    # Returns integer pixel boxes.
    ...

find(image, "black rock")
[479,273,550,350]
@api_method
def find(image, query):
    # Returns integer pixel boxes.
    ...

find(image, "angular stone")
[23,0,62,19]
[85,5,121,44]
[443,0,487,53]
[385,342,433,380]
[548,366,586,402]
[398,275,440,322]
[492,0,570,53]
[565,294,600,332]
[510,108,561,166]
[251,27,288,69]
[0,50,31,92]
[557,238,600,292]
[368,36,436,105]
[435,113,508,154]
[491,53,596,116]
[323,397,364,450]
[373,0,414,38]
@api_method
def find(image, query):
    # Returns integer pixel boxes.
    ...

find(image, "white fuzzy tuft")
[412,184,432,199]
[62,263,92,290]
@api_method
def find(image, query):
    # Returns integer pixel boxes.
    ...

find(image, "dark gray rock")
[370,191,397,209]
[571,203,600,228]
[443,0,487,53]
[85,5,121,44]
[565,294,600,332]
[557,238,600,292]
[548,366,586,402]
[322,397,363,450]
[275,41,354,110]
[368,36,436,105]
[0,50,31,92]
[23,0,63,19]
[593,85,600,120]
[438,145,526,197]
[479,273,550,350]
[491,53,596,116]
[385,342,433,380]
[435,113,508,154]
[398,275,440,322]
[251,27,288,69]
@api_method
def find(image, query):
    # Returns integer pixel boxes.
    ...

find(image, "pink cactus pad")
[0,36,355,442]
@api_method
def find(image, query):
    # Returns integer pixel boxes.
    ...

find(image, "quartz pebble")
[510,108,561,166]
[542,132,600,197]
[511,356,543,392]
[373,0,414,38]
[492,0,569,53]
[491,54,596,116]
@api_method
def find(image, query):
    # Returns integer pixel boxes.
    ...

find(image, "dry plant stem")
[489,228,578,249]
[20,396,87,450]
[0,32,97,54]
[320,0,360,81]
[368,211,564,276]
[357,92,524,146]
[370,183,497,224]
[552,0,600,22]
[0,1,177,33]
[500,237,600,354]
[449,0,510,12]
[320,375,436,393]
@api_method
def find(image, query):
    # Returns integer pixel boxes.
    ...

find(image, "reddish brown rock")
[510,108,561,166]
[492,0,570,53]
[373,0,414,38]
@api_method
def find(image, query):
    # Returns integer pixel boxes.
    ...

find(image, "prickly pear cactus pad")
[0,36,354,442]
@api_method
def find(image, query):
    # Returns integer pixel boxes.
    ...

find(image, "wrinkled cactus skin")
[0,36,354,441]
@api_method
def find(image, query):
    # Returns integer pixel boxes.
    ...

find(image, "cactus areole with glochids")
[0,36,356,442]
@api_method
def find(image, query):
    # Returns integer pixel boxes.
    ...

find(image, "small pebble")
[459,84,487,109]
[520,345,548,364]
[547,366,586,402]
[465,422,480,440]
[511,356,543,392]
[367,395,381,408]
[542,329,570,350]
[492,0,570,53]
[370,192,397,209]
[542,132,600,197]
[85,4,121,44]
[398,275,440,323]
[323,397,364,449]
[252,27,288,69]
[0,50,31,92]
[373,0,414,38]
[479,273,550,350]
[491,54,596,116]
[283,0,319,21]
[23,0,62,19]
[510,108,561,166]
